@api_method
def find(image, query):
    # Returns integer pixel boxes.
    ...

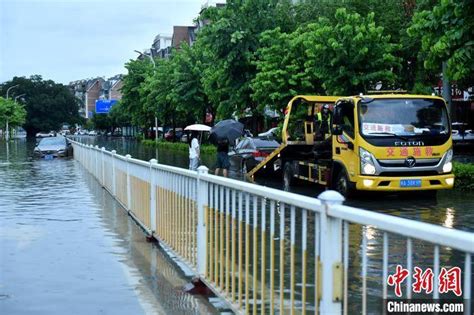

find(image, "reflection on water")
[85,170,219,314]
[0,139,219,315]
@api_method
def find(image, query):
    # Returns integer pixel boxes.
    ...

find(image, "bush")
[453,162,474,191]
[142,139,216,155]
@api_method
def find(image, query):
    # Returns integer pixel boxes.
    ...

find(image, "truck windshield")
[358,98,449,137]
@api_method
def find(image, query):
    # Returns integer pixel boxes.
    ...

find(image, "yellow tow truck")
[247,94,455,196]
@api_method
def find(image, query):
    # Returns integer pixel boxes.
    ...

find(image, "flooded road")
[0,139,220,315]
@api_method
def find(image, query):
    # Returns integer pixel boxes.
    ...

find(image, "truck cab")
[331,94,454,195]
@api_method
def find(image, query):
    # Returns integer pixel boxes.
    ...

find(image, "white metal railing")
[71,141,474,314]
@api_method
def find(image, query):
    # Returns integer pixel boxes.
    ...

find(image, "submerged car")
[34,137,73,158]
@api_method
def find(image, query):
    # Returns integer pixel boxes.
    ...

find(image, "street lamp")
[14,94,26,101]
[134,49,156,68]
[6,84,19,99]
[9,94,26,140]
[4,84,20,141]
[134,49,159,144]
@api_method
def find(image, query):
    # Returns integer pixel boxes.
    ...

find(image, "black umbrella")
[209,119,244,144]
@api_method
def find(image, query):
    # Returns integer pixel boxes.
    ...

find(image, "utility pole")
[442,62,453,119]
[5,84,20,141]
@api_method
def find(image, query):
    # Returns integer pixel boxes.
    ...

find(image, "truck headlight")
[360,147,376,175]
[442,149,453,173]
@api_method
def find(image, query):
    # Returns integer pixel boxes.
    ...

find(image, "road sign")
[95,99,118,114]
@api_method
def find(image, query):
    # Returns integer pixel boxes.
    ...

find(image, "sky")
[0,0,207,84]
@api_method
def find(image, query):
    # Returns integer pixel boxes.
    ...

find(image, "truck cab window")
[335,101,354,138]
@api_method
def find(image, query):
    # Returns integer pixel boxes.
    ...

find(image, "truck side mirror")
[332,125,343,135]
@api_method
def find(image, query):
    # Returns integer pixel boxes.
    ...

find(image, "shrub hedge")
[142,139,217,155]
[453,162,474,191]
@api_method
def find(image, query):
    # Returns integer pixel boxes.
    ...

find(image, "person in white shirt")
[188,131,200,170]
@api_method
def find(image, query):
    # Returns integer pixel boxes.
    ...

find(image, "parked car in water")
[164,128,183,141]
[258,127,279,138]
[180,133,189,143]
[34,136,73,159]
[452,122,469,143]
[88,130,97,136]
[464,129,474,142]
[228,137,280,173]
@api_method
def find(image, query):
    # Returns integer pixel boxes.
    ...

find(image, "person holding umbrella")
[184,124,211,171]
[188,131,200,171]
[209,119,244,178]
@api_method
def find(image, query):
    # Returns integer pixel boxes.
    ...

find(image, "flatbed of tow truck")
[246,141,331,186]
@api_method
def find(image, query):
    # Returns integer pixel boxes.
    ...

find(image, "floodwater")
[0,139,221,315]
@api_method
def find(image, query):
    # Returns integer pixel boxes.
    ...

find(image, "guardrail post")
[101,147,105,186]
[111,150,117,197]
[196,165,209,276]
[89,145,93,172]
[95,145,99,179]
[126,154,132,210]
[318,190,345,314]
[150,159,157,232]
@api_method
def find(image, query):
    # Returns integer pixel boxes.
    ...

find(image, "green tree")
[108,101,131,130]
[0,75,81,138]
[292,0,430,92]
[90,112,111,133]
[408,0,474,88]
[0,97,27,138]
[251,27,323,112]
[197,0,294,119]
[121,59,155,128]
[252,9,400,111]
[140,58,184,138]
[170,43,213,124]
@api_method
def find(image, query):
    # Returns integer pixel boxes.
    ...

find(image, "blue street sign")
[95,99,118,114]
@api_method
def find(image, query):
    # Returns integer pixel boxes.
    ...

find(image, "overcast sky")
[0,0,206,84]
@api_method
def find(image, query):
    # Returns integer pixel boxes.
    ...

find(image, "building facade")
[69,75,123,118]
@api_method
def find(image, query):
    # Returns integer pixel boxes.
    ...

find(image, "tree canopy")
[0,75,81,137]
[0,97,27,137]
[252,8,400,111]
[408,0,474,88]
[114,0,471,135]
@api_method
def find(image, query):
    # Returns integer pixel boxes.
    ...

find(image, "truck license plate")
[400,179,421,187]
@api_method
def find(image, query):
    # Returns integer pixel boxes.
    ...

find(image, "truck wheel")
[335,169,353,197]
[283,163,294,191]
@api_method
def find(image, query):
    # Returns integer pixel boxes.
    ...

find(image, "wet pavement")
[0,140,220,315]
